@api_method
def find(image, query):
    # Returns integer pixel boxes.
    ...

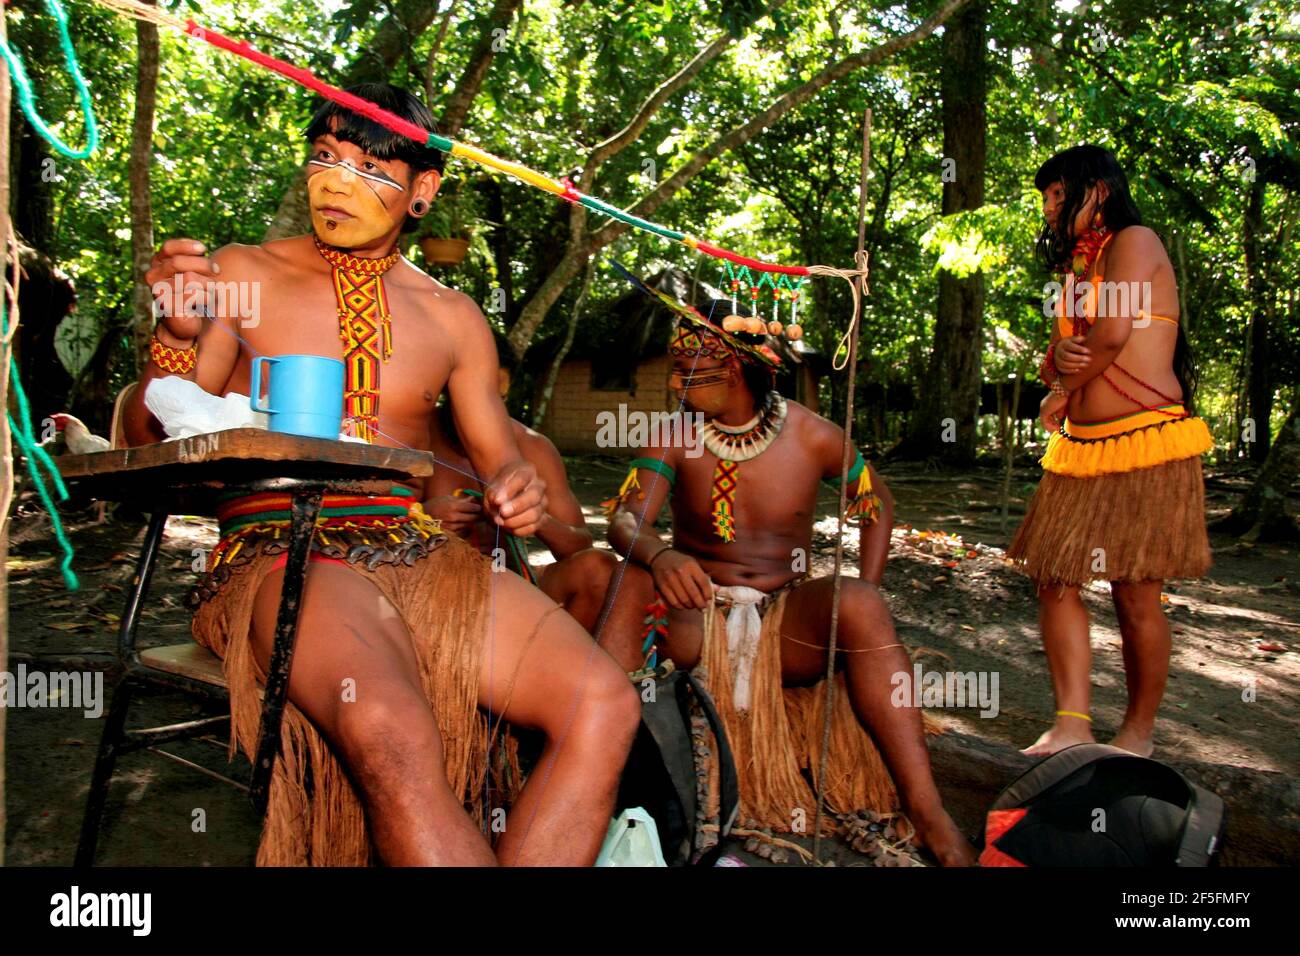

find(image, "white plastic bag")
[594,807,668,867]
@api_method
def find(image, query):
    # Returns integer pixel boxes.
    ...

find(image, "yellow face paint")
[307,161,401,248]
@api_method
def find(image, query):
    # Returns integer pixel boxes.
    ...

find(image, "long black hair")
[1034,145,1198,408]
[1034,144,1141,273]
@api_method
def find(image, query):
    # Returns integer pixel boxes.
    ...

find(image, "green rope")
[0,0,99,159]
[3,297,79,590]
[0,0,91,588]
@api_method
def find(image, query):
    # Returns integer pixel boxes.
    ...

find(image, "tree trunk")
[1214,388,1300,541]
[1243,179,1272,462]
[439,0,524,137]
[484,177,513,320]
[345,0,448,86]
[262,166,311,243]
[900,0,987,463]
[532,257,594,428]
[129,9,160,373]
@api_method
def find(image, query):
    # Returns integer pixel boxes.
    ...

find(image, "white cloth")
[144,376,268,440]
[714,584,769,714]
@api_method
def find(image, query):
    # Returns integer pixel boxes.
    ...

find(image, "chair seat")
[138,643,227,688]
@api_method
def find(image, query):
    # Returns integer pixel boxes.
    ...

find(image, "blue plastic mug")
[250,354,345,440]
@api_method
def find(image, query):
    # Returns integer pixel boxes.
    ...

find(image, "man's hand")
[424,495,482,535]
[1040,391,1069,433]
[651,549,714,611]
[1053,335,1090,374]
[483,460,546,537]
[144,238,219,344]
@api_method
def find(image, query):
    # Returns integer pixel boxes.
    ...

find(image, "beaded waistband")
[190,488,446,608]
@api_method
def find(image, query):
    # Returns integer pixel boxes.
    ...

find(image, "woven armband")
[826,449,881,525]
[601,456,676,517]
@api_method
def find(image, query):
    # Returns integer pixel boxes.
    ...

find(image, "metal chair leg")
[119,511,168,661]
[76,512,168,866]
[74,672,137,867]
[250,492,322,815]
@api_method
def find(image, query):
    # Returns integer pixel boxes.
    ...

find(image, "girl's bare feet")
[1109,723,1154,757]
[1021,715,1094,757]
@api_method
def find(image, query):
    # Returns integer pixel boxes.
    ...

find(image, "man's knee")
[568,548,617,593]
[332,689,441,778]
[837,579,894,648]
[572,662,641,746]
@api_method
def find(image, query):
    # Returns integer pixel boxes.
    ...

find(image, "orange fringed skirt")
[1008,412,1213,586]
[189,496,519,866]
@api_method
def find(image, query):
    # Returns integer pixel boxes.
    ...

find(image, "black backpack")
[615,666,739,866]
[980,743,1226,867]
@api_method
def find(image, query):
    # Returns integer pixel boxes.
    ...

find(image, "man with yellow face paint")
[122,83,640,867]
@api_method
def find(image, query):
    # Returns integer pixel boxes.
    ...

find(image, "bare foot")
[909,810,977,867]
[1109,725,1154,757]
[1021,717,1094,757]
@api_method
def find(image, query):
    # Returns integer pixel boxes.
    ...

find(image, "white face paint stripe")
[308,158,406,193]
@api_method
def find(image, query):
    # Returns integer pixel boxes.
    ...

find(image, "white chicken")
[49,413,111,454]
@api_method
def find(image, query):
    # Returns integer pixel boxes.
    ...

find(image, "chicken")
[49,413,111,455]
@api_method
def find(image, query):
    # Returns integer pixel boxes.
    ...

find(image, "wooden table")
[59,429,435,863]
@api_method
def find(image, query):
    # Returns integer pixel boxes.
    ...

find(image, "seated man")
[604,281,975,866]
[124,82,639,866]
[424,330,629,639]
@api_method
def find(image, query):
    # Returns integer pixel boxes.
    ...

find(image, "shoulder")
[212,235,326,283]
[514,420,563,467]
[785,399,842,454]
[1109,225,1165,257]
[411,271,486,331]
[210,241,276,279]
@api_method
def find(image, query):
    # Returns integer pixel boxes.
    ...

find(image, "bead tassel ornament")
[315,237,401,443]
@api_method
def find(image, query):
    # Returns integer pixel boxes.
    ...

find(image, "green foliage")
[10,0,1297,454]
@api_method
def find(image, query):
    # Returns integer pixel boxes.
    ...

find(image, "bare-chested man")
[604,283,975,866]
[124,83,639,866]
[425,330,633,637]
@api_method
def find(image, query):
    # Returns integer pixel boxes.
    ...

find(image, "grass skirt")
[190,531,518,866]
[696,588,901,835]
[1008,454,1211,586]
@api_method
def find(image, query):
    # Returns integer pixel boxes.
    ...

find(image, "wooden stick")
[812,108,871,860]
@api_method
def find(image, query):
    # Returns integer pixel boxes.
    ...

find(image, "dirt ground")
[3,455,1296,866]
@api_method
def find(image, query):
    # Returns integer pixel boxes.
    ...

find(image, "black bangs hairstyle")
[1034,144,1141,273]
[1035,145,1198,408]
[700,297,777,402]
[304,82,446,175]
